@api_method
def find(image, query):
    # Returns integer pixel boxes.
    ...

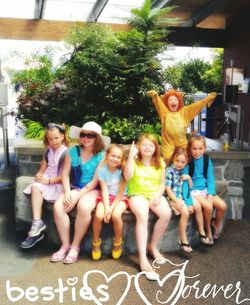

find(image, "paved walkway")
[0,215,249,305]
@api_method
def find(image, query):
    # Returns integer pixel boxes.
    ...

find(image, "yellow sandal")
[112,238,123,259]
[92,239,102,261]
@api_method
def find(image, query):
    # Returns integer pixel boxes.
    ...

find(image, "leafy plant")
[12,0,175,142]
[22,119,45,139]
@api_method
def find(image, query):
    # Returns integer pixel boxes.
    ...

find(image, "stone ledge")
[15,176,228,255]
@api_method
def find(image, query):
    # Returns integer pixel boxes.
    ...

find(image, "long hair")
[136,134,162,169]
[168,147,189,167]
[162,90,184,111]
[90,134,105,154]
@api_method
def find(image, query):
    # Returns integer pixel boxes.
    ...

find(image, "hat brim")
[69,125,111,149]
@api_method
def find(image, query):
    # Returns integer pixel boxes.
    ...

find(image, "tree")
[202,48,224,93]
[163,48,224,94]
[12,0,175,143]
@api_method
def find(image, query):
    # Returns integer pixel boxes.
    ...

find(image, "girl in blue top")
[92,144,128,261]
[166,148,210,253]
[51,121,111,264]
[187,132,227,245]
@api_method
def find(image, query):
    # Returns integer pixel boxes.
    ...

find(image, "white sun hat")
[69,121,111,148]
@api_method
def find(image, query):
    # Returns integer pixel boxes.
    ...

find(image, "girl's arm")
[61,154,72,194]
[206,158,216,195]
[181,174,193,188]
[182,165,193,206]
[100,181,110,213]
[123,141,138,181]
[182,92,217,123]
[34,158,49,184]
[147,90,167,124]
[110,177,127,209]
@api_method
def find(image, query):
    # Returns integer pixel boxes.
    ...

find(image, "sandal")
[196,232,210,246]
[211,221,221,240]
[63,246,80,264]
[141,268,159,281]
[50,245,70,263]
[112,238,123,259]
[92,239,102,261]
[178,241,192,254]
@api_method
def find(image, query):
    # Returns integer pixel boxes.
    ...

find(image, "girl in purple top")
[21,123,68,249]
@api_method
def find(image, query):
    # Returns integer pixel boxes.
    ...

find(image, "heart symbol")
[134,260,193,305]
[67,277,79,286]
[82,270,131,305]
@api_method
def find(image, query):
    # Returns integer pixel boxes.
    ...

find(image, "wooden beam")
[167,26,228,48]
[0,18,131,41]
[181,0,234,27]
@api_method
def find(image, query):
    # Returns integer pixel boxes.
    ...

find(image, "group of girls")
[20,90,227,281]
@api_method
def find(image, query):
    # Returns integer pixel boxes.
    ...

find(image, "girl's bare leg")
[148,197,171,259]
[129,196,152,271]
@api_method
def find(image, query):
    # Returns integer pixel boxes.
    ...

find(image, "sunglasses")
[80,132,97,139]
[47,123,65,132]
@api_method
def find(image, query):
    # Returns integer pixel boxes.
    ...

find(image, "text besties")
[5,259,250,304]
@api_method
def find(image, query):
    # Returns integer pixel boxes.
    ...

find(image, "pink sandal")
[50,246,70,263]
[63,246,80,264]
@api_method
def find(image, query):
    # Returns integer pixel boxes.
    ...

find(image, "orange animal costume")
[147,90,217,162]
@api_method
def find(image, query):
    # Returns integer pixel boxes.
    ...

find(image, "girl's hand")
[129,141,139,159]
[175,198,184,212]
[104,207,111,223]
[181,174,190,181]
[188,206,194,214]
[146,90,157,97]
[35,174,49,185]
[207,194,214,205]
[64,201,77,213]
[63,191,72,205]
[149,196,161,206]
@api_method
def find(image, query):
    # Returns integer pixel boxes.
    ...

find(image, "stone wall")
[14,141,250,253]
[15,141,248,221]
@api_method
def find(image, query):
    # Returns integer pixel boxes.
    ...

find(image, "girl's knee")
[94,213,104,222]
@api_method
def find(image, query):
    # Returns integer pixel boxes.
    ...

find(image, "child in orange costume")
[147,90,217,162]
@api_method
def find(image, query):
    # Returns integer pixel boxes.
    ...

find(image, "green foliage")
[163,49,223,93]
[22,119,45,139]
[202,48,224,92]
[11,48,58,96]
[102,116,161,144]
[12,0,175,142]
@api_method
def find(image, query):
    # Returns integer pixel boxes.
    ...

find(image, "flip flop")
[178,241,192,257]
[211,221,221,240]
[196,232,210,246]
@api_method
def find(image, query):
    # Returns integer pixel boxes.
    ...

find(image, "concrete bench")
[15,176,228,255]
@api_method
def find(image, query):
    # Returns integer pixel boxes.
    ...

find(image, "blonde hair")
[105,144,126,169]
[136,134,162,169]
[168,147,189,167]
[44,123,69,147]
[187,131,206,158]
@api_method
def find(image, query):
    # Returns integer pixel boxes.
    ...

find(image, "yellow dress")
[148,90,217,162]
